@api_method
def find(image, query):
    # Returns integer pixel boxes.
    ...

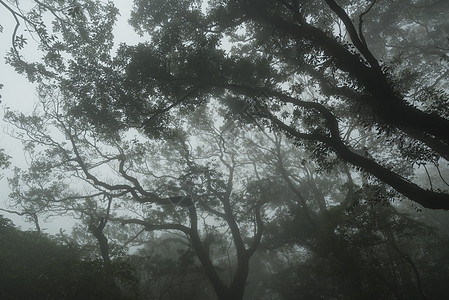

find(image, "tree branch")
[324,0,380,70]
[268,112,449,209]
[118,218,192,235]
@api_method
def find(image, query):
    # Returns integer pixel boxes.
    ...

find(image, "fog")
[1,1,449,299]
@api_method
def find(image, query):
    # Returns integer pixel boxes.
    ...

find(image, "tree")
[4,0,449,298]
[7,0,448,209]
[5,94,285,299]
[260,202,449,299]
[122,234,212,299]
[234,124,449,299]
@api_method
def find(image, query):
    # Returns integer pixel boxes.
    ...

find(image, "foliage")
[0,215,129,300]
[262,204,449,299]
[3,0,449,299]
[0,148,11,180]
[0,148,10,169]
[5,0,448,209]
[122,237,212,300]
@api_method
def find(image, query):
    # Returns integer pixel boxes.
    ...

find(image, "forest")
[1,0,449,299]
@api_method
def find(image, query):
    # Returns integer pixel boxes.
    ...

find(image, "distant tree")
[121,234,212,300]
[261,198,449,299]
[237,127,449,299]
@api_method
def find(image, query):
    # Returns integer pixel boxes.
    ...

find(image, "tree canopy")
[4,0,448,209]
[2,0,449,299]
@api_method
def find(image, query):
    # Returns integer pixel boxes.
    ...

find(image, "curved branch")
[0,0,24,56]
[324,0,380,70]
[302,65,449,160]
[269,113,449,209]
[119,218,192,235]
[0,208,41,233]
[358,0,377,45]
[116,154,162,200]
[65,131,150,203]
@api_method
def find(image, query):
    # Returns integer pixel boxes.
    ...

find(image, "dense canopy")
[1,0,449,299]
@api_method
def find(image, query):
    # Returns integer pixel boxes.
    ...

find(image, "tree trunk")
[228,257,250,300]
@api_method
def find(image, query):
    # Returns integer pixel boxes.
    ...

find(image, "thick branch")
[303,65,449,160]
[269,114,449,209]
[324,0,380,69]
[242,5,449,142]
[119,218,192,235]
